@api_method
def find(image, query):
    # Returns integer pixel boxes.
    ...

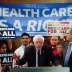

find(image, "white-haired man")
[18,35,53,67]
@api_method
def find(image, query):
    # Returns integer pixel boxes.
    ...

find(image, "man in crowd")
[18,35,53,67]
[13,33,31,68]
[63,28,72,71]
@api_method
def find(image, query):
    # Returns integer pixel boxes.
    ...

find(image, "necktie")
[36,48,38,67]
[64,42,72,66]
[38,49,41,55]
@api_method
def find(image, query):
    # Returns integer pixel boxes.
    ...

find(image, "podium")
[9,67,70,72]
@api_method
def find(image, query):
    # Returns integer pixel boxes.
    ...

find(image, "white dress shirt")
[36,48,42,67]
[14,45,25,59]
[13,45,28,68]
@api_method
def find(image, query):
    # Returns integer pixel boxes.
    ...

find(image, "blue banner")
[0,3,72,36]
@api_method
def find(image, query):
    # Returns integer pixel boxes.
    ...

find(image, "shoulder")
[26,45,35,51]
[43,45,52,51]
[14,45,24,53]
[24,45,35,55]
[14,45,25,59]
[47,45,52,49]
[64,41,69,45]
[43,45,52,54]
[42,45,51,51]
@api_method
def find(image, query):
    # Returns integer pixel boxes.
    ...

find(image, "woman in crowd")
[53,43,64,66]
[0,40,8,53]
[48,36,64,66]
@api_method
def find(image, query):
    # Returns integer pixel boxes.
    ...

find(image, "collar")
[22,44,30,47]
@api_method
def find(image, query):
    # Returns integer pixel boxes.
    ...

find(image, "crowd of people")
[0,28,72,72]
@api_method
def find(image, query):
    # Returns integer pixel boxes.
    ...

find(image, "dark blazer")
[18,45,53,67]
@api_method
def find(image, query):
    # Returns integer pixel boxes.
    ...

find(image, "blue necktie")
[64,42,72,66]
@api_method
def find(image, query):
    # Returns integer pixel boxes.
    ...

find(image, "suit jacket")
[63,41,72,67]
[18,45,53,67]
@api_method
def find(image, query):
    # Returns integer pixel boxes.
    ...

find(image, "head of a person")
[21,33,31,46]
[0,41,8,53]
[50,36,59,47]
[33,35,44,49]
[65,28,72,42]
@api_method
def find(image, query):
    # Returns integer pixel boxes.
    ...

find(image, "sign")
[47,21,72,36]
[0,27,16,38]
[0,53,13,64]
[0,3,72,36]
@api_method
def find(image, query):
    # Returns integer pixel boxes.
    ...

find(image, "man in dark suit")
[13,33,31,68]
[63,28,72,71]
[17,35,53,67]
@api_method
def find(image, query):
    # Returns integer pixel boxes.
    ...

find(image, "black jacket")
[18,45,53,67]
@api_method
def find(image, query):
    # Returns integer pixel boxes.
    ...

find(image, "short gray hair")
[33,35,44,43]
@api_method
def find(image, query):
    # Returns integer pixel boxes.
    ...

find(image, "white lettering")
[27,20,37,31]
[13,20,22,31]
